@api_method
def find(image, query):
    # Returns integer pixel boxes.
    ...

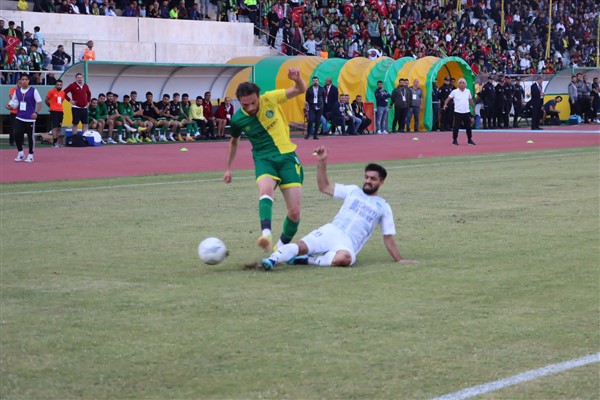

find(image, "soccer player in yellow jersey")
[224,68,307,251]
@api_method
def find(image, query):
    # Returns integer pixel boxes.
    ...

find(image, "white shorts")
[300,223,357,266]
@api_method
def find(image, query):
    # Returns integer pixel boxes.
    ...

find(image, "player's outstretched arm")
[223,136,240,184]
[285,68,307,100]
[383,235,417,264]
[314,146,334,196]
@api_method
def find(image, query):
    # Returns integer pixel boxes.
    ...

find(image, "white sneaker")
[14,152,25,162]
[382,130,389,134]
[124,124,137,133]
[118,138,127,144]
[376,130,382,134]
[24,154,34,163]
[107,138,118,144]
[101,140,107,145]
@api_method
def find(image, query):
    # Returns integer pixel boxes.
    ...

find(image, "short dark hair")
[131,90,137,95]
[146,91,153,97]
[162,94,170,99]
[56,79,63,83]
[123,95,130,100]
[99,93,106,98]
[76,73,83,78]
[555,96,562,101]
[182,93,189,98]
[236,82,260,98]
[173,92,180,97]
[365,163,387,180]
[196,96,203,100]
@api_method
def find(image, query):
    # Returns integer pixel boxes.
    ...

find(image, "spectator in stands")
[215,97,234,139]
[51,45,71,71]
[266,5,280,48]
[78,0,92,14]
[290,20,304,56]
[78,40,95,62]
[68,0,80,14]
[198,0,210,20]
[91,1,101,15]
[223,0,238,22]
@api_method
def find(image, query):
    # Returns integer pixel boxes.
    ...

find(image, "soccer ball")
[198,237,228,265]
[8,98,18,110]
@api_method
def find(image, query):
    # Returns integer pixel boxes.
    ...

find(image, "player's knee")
[332,251,352,267]
[287,207,300,222]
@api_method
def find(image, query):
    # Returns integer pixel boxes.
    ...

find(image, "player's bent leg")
[331,250,353,267]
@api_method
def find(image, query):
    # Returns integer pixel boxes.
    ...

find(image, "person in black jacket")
[493,76,506,128]
[530,77,544,130]
[51,45,71,71]
[512,76,525,128]
[305,76,326,140]
[480,76,495,129]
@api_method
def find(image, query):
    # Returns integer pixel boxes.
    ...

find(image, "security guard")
[439,77,454,131]
[503,76,514,129]
[494,75,506,128]
[480,75,496,129]
[512,76,525,128]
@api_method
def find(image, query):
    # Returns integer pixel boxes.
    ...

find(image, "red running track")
[1,126,598,183]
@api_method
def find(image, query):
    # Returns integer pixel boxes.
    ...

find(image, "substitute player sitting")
[261,146,417,270]
[224,68,307,252]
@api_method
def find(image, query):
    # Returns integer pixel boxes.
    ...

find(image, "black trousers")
[392,106,407,132]
[452,112,472,140]
[14,118,35,154]
[306,107,322,138]
[531,103,542,129]
[513,103,522,127]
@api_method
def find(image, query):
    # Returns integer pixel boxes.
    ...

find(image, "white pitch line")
[1,150,597,196]
[430,352,600,400]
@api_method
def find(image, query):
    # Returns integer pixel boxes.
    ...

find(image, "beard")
[362,183,378,195]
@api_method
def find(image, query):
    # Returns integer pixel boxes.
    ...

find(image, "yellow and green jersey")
[230,89,296,160]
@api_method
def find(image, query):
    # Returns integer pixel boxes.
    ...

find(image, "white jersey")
[331,183,396,253]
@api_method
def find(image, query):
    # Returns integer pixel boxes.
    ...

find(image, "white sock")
[269,243,299,265]
[261,228,271,238]
[276,239,284,249]
[118,134,123,141]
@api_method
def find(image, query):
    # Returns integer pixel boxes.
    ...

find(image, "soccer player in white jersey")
[260,146,417,270]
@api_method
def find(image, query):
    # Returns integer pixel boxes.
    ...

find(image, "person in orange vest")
[4,79,21,146]
[45,79,66,147]
[79,40,95,61]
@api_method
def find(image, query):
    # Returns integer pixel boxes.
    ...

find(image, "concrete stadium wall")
[1,10,273,63]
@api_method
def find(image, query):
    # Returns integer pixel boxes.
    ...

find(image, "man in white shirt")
[443,78,476,146]
[259,146,417,270]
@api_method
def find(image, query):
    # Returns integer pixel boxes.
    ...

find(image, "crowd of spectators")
[266,0,598,76]
[12,0,598,79]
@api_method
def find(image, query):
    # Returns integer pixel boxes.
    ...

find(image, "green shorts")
[254,152,303,189]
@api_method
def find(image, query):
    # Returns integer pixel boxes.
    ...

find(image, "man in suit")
[352,95,371,134]
[530,77,544,130]
[323,77,339,125]
[305,76,325,140]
